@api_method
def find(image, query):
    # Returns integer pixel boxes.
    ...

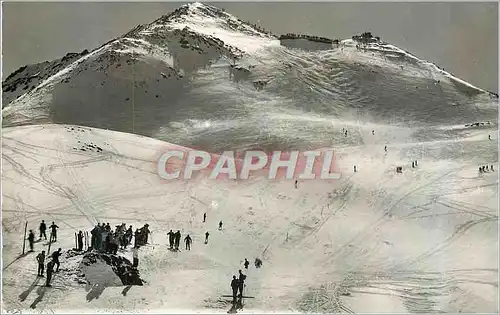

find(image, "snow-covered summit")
[2,2,497,153]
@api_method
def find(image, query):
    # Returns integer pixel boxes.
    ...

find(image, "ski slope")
[2,123,498,313]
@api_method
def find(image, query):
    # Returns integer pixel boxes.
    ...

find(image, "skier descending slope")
[36,251,46,277]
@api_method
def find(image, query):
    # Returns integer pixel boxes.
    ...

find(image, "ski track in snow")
[1,121,498,313]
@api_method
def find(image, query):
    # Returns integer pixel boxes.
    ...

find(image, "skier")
[254,258,262,268]
[486,165,489,171]
[27,230,35,252]
[132,246,139,268]
[142,224,151,244]
[415,160,418,166]
[174,230,181,250]
[184,234,192,250]
[49,222,59,242]
[491,165,494,171]
[77,231,84,251]
[489,135,491,140]
[231,276,239,300]
[219,221,223,231]
[479,166,482,173]
[294,179,298,189]
[36,251,46,277]
[244,258,250,269]
[39,220,47,240]
[384,145,387,152]
[203,213,207,223]
[205,231,210,244]
[238,270,246,297]
[412,161,415,168]
[354,165,357,173]
[90,225,98,250]
[167,230,175,249]
[134,228,140,247]
[45,260,55,287]
[51,248,62,272]
[372,130,374,135]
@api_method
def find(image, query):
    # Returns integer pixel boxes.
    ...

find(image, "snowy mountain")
[2,2,497,153]
[1,2,498,313]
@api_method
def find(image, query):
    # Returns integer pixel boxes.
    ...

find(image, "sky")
[2,2,498,92]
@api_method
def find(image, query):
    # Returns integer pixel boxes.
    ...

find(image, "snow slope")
[2,2,498,313]
[2,122,498,313]
[2,2,497,153]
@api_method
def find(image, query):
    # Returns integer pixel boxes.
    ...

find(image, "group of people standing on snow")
[90,222,150,253]
[35,247,62,287]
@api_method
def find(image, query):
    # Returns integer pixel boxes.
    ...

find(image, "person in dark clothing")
[39,220,47,240]
[384,145,387,152]
[51,248,62,272]
[412,161,415,168]
[203,213,207,223]
[46,260,55,287]
[415,160,418,166]
[294,179,298,189]
[49,222,59,242]
[142,224,151,244]
[254,258,262,268]
[27,230,35,252]
[174,230,181,250]
[184,234,192,250]
[91,225,98,250]
[231,276,239,300]
[105,234,111,253]
[167,230,175,249]
[244,258,249,269]
[77,231,84,251]
[218,221,223,231]
[134,229,140,247]
[204,232,209,244]
[36,251,46,276]
[491,165,495,171]
[479,166,482,173]
[238,270,246,297]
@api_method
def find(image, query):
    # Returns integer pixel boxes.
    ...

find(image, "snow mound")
[80,252,143,286]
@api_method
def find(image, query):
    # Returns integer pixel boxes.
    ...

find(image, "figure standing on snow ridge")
[77,231,84,251]
[51,248,62,272]
[219,221,223,231]
[238,270,246,297]
[203,213,207,223]
[489,135,491,140]
[45,260,55,287]
[167,230,175,249]
[415,160,418,166]
[184,234,192,250]
[174,230,181,250]
[27,230,35,252]
[372,130,374,135]
[36,251,45,277]
[49,222,59,242]
[479,166,483,173]
[491,165,494,172]
[412,161,415,168]
[384,146,387,152]
[244,258,249,269]
[353,166,357,173]
[39,220,47,240]
[205,232,210,244]
[231,276,239,300]
[294,179,298,189]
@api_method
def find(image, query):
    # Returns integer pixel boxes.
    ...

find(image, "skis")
[221,295,254,299]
